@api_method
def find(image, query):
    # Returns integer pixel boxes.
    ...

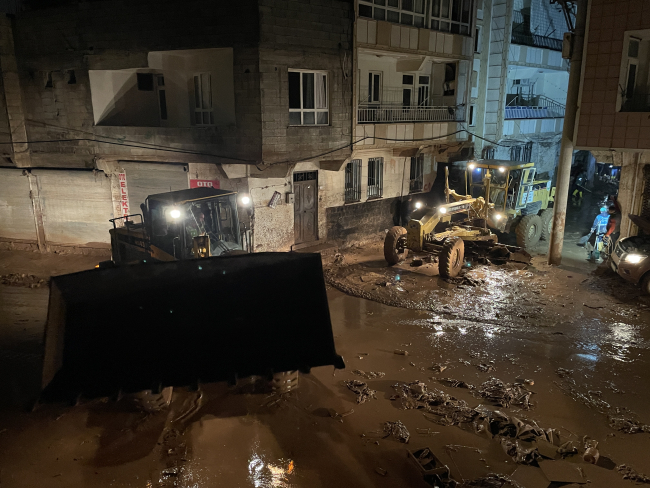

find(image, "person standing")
[586,207,609,262]
[603,203,621,255]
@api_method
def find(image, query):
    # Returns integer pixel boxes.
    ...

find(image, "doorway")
[293,171,318,244]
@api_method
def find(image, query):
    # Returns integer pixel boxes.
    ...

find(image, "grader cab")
[466,160,555,249]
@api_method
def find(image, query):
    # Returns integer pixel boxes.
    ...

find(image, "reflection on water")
[248,444,295,488]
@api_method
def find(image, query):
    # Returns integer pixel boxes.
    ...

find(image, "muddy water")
[1,248,649,487]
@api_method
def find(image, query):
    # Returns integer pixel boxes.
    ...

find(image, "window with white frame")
[193,73,214,126]
[409,155,424,193]
[469,104,476,126]
[358,0,426,28]
[619,34,650,112]
[367,157,384,198]
[345,159,362,203]
[157,75,167,121]
[289,70,329,126]
[430,0,473,35]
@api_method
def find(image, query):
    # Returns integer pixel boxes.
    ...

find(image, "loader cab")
[145,188,242,260]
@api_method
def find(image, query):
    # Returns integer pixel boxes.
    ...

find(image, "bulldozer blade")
[41,252,345,401]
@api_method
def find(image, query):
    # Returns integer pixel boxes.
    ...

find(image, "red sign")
[118,173,129,217]
[190,179,220,189]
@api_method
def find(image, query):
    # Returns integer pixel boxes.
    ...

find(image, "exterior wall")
[575,0,650,151]
[12,0,263,168]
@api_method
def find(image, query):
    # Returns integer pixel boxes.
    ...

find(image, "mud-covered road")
[1,245,650,487]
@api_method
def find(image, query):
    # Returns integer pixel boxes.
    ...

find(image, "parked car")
[610,235,650,294]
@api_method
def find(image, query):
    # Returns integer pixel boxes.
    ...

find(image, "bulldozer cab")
[145,188,241,260]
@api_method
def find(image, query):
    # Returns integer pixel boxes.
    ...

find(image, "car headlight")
[625,254,647,264]
[415,201,423,209]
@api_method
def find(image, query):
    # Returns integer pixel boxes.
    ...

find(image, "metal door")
[294,171,318,244]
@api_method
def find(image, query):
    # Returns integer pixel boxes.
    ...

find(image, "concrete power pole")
[547,0,589,265]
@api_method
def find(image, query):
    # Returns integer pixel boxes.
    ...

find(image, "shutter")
[119,162,188,214]
[0,168,37,241]
[33,170,114,246]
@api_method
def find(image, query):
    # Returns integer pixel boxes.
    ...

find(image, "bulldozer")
[466,160,555,249]
[40,187,345,402]
[106,187,248,265]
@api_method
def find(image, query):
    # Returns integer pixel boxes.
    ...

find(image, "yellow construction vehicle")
[106,187,249,265]
[384,168,505,278]
[465,160,556,249]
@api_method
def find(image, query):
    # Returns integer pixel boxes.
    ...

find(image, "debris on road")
[477,378,534,409]
[430,363,448,374]
[617,464,650,483]
[407,447,449,479]
[374,467,387,476]
[383,420,410,443]
[608,416,650,434]
[393,381,478,426]
[438,378,475,389]
[0,273,47,288]
[351,370,385,380]
[394,349,409,356]
[344,380,377,404]
[476,363,495,373]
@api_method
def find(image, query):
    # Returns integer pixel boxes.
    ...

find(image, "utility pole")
[548,0,588,265]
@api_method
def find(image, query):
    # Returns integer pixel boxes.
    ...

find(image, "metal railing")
[505,95,565,119]
[358,105,465,123]
[511,10,563,52]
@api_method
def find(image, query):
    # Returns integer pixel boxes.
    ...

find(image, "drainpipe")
[548,0,588,265]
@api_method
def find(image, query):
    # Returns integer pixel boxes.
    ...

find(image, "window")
[137,73,154,91]
[619,34,650,112]
[474,26,482,53]
[469,104,476,126]
[430,0,473,35]
[289,70,328,126]
[367,72,381,103]
[367,158,384,198]
[157,75,167,121]
[358,0,426,28]
[409,155,424,193]
[345,159,361,203]
[193,73,214,126]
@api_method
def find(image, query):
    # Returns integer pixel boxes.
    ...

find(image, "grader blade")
[41,252,345,400]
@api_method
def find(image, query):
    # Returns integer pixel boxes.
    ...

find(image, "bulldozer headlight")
[468,163,476,170]
[415,201,423,209]
[625,254,646,264]
[439,207,447,214]
[239,194,251,206]
[169,208,181,219]
[494,213,503,221]
[498,167,506,173]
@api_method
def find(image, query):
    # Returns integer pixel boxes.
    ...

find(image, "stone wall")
[326,196,400,246]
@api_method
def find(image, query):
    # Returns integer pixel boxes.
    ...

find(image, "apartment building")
[574,0,650,237]
[471,0,571,176]
[332,0,477,242]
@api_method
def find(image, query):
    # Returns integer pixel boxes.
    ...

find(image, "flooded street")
[1,227,650,486]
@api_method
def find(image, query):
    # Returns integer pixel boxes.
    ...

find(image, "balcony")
[511,10,563,52]
[505,95,565,119]
[358,86,465,124]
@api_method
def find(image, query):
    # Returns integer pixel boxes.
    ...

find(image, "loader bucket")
[41,252,345,400]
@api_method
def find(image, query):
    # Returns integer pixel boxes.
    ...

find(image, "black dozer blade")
[41,252,345,401]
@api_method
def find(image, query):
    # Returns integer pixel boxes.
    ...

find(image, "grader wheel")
[439,236,464,278]
[540,209,553,241]
[516,214,542,249]
[384,226,408,265]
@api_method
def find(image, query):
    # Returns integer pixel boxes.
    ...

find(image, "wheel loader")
[40,187,345,402]
[466,160,555,249]
[105,187,249,266]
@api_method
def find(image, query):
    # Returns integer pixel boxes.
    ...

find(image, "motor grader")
[384,169,508,278]
[466,160,555,249]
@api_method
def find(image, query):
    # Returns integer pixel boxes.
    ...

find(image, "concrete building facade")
[471,0,571,177]
[574,0,650,238]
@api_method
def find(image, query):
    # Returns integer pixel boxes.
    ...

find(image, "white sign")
[118,172,130,218]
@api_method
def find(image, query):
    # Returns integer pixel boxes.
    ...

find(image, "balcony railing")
[505,95,565,119]
[511,10,563,52]
[358,105,465,123]
[358,86,464,124]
